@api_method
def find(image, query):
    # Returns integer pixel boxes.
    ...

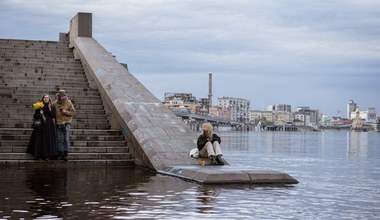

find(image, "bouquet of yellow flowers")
[32,101,46,122]
[33,101,44,110]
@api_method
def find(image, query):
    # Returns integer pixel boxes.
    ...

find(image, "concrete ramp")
[68,12,298,185]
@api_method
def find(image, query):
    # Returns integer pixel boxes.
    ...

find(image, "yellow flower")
[33,101,44,110]
[32,101,46,122]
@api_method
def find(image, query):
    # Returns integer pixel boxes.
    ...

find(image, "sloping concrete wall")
[69,13,199,171]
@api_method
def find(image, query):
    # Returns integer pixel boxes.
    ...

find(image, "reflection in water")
[220,131,249,151]
[346,131,368,157]
[26,166,68,219]
[0,131,379,219]
[196,186,219,214]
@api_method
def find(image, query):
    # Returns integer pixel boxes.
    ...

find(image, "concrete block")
[247,171,299,184]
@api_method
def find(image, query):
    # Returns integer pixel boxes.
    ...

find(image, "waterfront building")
[218,97,250,123]
[330,117,351,126]
[266,105,276,111]
[260,111,275,123]
[349,108,376,123]
[163,92,198,113]
[249,110,261,124]
[277,111,294,123]
[277,104,292,112]
[320,113,331,126]
[209,106,232,121]
[347,99,357,120]
[198,98,210,115]
[368,107,377,122]
[295,106,319,126]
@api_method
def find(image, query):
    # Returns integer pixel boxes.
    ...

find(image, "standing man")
[54,89,75,161]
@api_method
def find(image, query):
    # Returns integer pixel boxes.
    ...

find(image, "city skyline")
[1,0,379,116]
[164,91,375,119]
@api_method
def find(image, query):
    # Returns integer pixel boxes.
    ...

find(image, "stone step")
[0,56,80,62]
[0,45,73,53]
[0,152,132,160]
[2,119,110,127]
[0,43,72,49]
[0,128,123,136]
[4,113,108,120]
[1,81,89,88]
[0,98,103,105]
[1,45,73,50]
[0,57,82,63]
[0,139,125,147]
[9,94,101,101]
[0,122,110,129]
[10,86,98,93]
[0,75,87,82]
[0,160,134,167]
[0,46,71,53]
[0,66,84,72]
[1,66,83,72]
[0,104,105,111]
[0,39,133,165]
[0,146,128,153]
[0,134,124,141]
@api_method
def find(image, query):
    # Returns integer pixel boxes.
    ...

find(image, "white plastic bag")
[189,148,199,158]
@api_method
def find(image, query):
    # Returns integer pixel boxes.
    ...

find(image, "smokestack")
[208,73,212,107]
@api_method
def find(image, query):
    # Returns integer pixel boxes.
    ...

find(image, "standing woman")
[27,94,58,160]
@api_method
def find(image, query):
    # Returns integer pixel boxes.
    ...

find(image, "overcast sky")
[1,0,379,117]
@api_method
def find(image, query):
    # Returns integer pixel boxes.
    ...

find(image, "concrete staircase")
[0,39,133,166]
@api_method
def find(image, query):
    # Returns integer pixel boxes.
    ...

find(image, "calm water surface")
[0,131,379,219]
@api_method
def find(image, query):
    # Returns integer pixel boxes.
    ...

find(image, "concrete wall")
[69,12,92,47]
[69,13,198,171]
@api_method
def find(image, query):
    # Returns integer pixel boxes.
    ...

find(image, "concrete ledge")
[158,165,299,185]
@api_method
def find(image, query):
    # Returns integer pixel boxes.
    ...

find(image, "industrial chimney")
[208,73,212,108]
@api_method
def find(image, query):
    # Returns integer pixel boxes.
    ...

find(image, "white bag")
[189,148,199,158]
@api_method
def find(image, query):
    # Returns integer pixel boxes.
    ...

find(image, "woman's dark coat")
[26,105,57,159]
[197,133,221,151]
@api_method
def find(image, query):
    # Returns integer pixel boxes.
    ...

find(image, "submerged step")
[159,165,299,185]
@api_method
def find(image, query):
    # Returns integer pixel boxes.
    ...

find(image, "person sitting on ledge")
[197,122,224,165]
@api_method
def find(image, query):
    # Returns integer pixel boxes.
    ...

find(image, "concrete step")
[0,160,134,167]
[4,113,108,120]
[0,98,103,105]
[12,86,99,93]
[0,134,124,141]
[0,128,123,136]
[0,152,132,160]
[0,104,105,110]
[10,94,101,101]
[0,139,125,147]
[0,56,81,63]
[0,66,84,73]
[0,146,129,153]
[0,75,87,82]
[3,117,108,123]
[1,81,89,88]
[0,38,133,165]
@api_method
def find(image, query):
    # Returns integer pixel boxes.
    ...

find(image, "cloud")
[1,0,379,114]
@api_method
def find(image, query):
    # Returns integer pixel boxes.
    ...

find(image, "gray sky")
[1,0,379,117]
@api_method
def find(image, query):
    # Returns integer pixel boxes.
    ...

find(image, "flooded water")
[1,131,379,219]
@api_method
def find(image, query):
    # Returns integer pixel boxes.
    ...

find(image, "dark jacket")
[26,105,57,159]
[197,133,221,150]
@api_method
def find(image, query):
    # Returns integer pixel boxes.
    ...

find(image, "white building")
[218,97,250,123]
[347,99,357,120]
